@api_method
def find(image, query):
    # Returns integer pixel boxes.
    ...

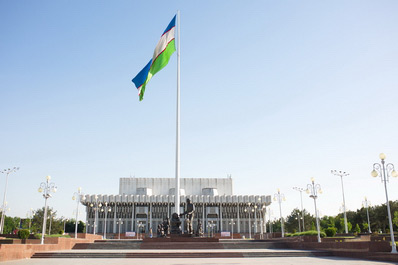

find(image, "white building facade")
[82,177,272,235]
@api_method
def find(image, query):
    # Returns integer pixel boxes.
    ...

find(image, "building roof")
[81,194,272,205]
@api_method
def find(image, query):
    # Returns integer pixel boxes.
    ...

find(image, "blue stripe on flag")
[162,15,176,35]
[132,59,152,89]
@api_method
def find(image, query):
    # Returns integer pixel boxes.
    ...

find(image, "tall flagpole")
[175,10,181,215]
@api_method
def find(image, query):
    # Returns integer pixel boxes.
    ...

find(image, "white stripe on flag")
[152,27,175,61]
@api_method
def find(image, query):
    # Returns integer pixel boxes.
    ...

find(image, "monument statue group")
[156,198,203,237]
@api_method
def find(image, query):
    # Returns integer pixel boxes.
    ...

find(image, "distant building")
[82,177,271,235]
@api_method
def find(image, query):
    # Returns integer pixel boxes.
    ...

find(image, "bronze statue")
[180,198,195,234]
[157,224,163,237]
[162,217,170,235]
[196,218,203,237]
[170,213,182,234]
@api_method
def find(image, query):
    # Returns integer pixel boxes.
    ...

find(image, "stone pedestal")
[143,236,219,243]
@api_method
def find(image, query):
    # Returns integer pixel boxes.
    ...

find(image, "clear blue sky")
[1,0,398,223]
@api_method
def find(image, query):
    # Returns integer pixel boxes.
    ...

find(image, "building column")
[131,203,135,232]
[125,207,128,233]
[254,207,257,234]
[149,203,152,234]
[263,209,267,233]
[202,203,205,232]
[85,204,89,233]
[113,203,117,234]
[220,204,223,232]
[204,204,207,233]
[237,204,240,233]
[135,215,138,233]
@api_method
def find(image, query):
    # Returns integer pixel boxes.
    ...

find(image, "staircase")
[72,240,141,249]
[31,238,333,259]
[31,251,331,259]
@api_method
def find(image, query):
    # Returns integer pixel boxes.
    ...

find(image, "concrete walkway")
[1,257,396,265]
[1,248,397,265]
[40,248,323,253]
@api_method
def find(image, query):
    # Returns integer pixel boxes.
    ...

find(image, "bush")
[46,234,71,238]
[59,229,64,235]
[354,224,361,234]
[32,233,70,239]
[17,229,30,239]
[289,230,326,238]
[324,227,337,237]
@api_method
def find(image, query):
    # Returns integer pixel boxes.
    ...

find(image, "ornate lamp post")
[62,218,69,233]
[339,203,346,216]
[0,203,10,233]
[117,218,123,240]
[38,175,57,244]
[293,187,305,232]
[100,202,112,239]
[306,178,322,243]
[295,214,300,232]
[331,170,349,234]
[362,197,371,234]
[262,205,267,234]
[89,195,99,235]
[86,223,90,235]
[268,207,273,234]
[72,187,83,239]
[229,219,235,239]
[0,167,19,233]
[274,189,286,237]
[371,153,398,253]
[207,220,216,237]
[27,208,34,233]
[244,203,254,239]
[48,210,55,235]
[137,221,143,240]
[211,221,216,237]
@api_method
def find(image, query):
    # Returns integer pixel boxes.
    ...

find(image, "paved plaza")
[1,257,396,265]
[1,249,397,265]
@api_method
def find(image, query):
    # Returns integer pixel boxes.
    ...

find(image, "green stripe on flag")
[150,39,176,77]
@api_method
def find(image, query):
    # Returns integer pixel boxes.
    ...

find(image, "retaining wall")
[0,234,102,262]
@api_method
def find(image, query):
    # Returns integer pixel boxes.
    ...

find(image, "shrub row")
[286,230,327,238]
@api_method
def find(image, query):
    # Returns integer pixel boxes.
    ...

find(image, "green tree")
[3,216,20,234]
[334,215,343,233]
[347,222,352,232]
[64,220,85,233]
[285,208,302,233]
[19,218,32,231]
[272,219,282,232]
[30,207,63,234]
[320,216,335,230]
[362,222,369,232]
[338,218,352,232]
[372,203,389,233]
[324,227,337,237]
[392,211,398,228]
[17,229,30,239]
[354,223,361,234]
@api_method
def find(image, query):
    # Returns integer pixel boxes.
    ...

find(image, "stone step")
[222,242,289,249]
[73,242,142,250]
[31,251,332,259]
[144,237,219,242]
[73,239,289,250]
[141,242,224,249]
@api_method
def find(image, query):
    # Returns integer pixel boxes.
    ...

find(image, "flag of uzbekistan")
[132,15,176,101]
